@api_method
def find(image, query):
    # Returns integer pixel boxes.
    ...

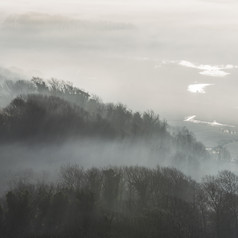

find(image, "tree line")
[0,78,170,140]
[0,94,168,142]
[0,165,238,238]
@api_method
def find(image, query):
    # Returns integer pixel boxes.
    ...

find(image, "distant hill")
[0,78,235,176]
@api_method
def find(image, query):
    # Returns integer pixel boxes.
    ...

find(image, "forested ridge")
[0,78,236,238]
[0,77,169,140]
[0,78,231,163]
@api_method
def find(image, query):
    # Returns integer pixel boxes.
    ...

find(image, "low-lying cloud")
[187,83,213,94]
[159,60,237,77]
[179,60,236,77]
[2,13,135,32]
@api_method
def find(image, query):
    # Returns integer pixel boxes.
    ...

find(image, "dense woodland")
[0,165,238,238]
[0,78,236,237]
[0,78,170,140]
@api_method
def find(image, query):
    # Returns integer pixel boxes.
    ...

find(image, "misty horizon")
[0,1,238,238]
[1,0,238,125]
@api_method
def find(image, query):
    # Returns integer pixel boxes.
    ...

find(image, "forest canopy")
[0,165,238,238]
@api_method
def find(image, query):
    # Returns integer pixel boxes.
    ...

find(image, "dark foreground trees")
[0,166,238,238]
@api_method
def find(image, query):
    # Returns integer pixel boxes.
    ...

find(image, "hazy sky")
[1,0,238,124]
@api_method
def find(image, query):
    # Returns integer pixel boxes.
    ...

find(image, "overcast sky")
[0,0,238,124]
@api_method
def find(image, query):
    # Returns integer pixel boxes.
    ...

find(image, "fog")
[0,0,237,187]
[0,75,236,193]
[0,138,236,195]
[1,3,238,236]
[0,0,238,191]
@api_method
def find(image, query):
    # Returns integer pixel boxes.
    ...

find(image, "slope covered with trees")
[0,78,233,172]
[0,78,212,170]
[0,77,169,139]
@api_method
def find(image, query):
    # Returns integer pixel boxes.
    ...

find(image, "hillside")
[0,78,234,179]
